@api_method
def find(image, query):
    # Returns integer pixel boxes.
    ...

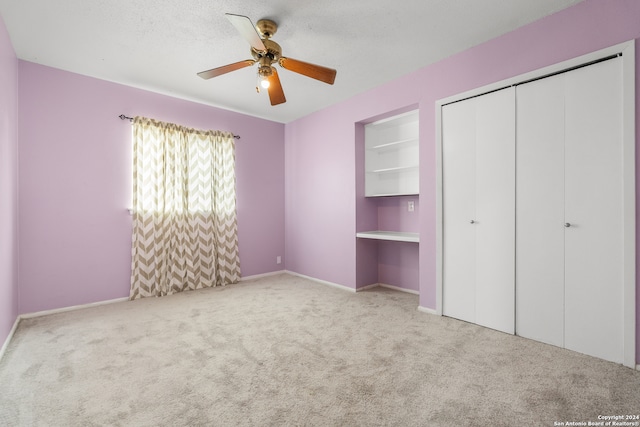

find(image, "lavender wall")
[18,62,285,314]
[376,196,419,233]
[0,16,18,345]
[376,196,419,292]
[284,0,640,362]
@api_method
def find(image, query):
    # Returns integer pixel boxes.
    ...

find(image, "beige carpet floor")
[0,273,639,426]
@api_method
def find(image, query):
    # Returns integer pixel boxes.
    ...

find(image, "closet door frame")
[434,40,636,368]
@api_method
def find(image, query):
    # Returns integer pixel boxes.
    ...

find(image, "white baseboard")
[0,315,21,363]
[378,283,420,295]
[284,273,423,299]
[239,270,286,282]
[417,305,438,315]
[356,283,379,292]
[19,297,129,320]
[356,282,419,295]
[0,297,129,363]
[284,270,357,293]
[6,278,635,369]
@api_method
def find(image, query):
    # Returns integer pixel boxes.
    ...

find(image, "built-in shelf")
[368,165,419,174]
[367,137,418,151]
[366,193,419,197]
[356,231,419,243]
[365,109,419,197]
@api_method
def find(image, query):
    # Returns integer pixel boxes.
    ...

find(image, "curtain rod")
[118,114,241,139]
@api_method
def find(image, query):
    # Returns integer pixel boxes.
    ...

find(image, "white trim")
[356,283,379,292]
[0,316,21,363]
[435,40,636,368]
[378,283,420,295]
[284,270,357,293]
[239,270,286,282]
[368,109,418,126]
[285,274,421,296]
[19,297,129,319]
[619,41,636,369]
[436,40,633,106]
[2,297,130,362]
[418,306,438,315]
[435,96,444,316]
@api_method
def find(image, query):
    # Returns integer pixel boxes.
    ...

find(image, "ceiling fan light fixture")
[257,65,273,90]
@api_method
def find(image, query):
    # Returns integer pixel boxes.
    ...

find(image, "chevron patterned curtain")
[129,117,241,300]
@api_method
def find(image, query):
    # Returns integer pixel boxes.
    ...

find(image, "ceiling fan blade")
[279,57,336,85]
[267,68,286,106]
[197,60,255,80]
[225,13,267,53]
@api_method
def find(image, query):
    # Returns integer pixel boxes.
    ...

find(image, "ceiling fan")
[197,13,337,106]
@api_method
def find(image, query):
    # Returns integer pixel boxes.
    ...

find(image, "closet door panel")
[515,76,565,347]
[564,58,623,363]
[474,87,515,334]
[442,100,477,323]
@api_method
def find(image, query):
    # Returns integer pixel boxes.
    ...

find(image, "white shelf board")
[368,165,419,174]
[367,137,418,151]
[365,192,419,197]
[356,231,419,243]
[367,109,419,127]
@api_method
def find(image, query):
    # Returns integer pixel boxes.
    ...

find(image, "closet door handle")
[564,222,572,228]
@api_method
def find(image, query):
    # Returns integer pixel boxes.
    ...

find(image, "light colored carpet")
[0,273,638,426]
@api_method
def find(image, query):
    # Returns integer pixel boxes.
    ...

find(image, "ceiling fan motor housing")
[252,39,282,67]
[256,19,278,38]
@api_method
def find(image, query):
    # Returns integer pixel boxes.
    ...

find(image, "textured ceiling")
[0,0,583,123]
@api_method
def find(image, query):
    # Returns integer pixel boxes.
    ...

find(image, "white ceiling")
[0,0,583,123]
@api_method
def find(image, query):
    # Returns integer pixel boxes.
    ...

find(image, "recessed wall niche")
[355,107,420,293]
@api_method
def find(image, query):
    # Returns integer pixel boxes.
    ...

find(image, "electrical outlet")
[276,256,282,265]
[408,201,415,212]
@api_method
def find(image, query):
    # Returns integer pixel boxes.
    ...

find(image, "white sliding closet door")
[563,58,623,363]
[443,88,515,334]
[516,57,624,364]
[475,89,515,333]
[516,74,566,347]
[442,99,476,324]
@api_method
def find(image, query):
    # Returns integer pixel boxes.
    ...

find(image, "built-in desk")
[356,231,419,243]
